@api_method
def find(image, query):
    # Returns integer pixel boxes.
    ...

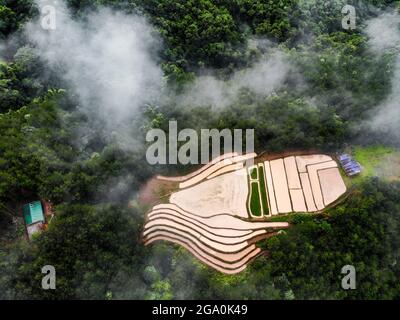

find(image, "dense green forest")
[1,0,400,299]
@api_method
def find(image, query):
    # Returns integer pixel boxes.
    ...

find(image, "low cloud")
[366,11,400,51]
[23,1,298,149]
[364,11,400,142]
[25,1,163,149]
[176,48,295,109]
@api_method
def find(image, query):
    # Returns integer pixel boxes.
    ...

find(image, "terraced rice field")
[246,155,346,216]
[143,152,347,274]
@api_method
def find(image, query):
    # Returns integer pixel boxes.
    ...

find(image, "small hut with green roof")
[23,201,45,239]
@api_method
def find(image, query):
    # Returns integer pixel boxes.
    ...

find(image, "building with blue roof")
[338,154,362,177]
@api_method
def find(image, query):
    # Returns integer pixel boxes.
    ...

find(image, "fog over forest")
[1,0,400,300]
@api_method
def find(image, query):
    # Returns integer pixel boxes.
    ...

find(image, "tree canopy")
[1,0,400,299]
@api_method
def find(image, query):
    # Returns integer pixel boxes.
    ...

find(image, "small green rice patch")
[248,181,262,217]
[248,166,258,180]
[257,165,270,216]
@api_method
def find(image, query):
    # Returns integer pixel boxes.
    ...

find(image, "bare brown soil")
[138,177,178,207]
[255,149,326,163]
